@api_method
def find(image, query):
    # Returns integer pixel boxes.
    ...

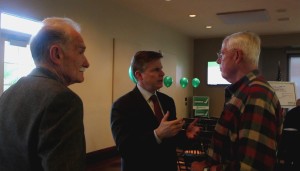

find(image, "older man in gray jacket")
[0,17,89,171]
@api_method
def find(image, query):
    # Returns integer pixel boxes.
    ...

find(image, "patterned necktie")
[150,95,164,122]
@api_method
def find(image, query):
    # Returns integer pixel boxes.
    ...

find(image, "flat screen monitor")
[207,61,230,85]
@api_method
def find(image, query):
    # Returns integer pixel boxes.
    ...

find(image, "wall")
[194,33,300,118]
[193,38,223,117]
[0,0,194,152]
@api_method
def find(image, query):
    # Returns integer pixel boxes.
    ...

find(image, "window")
[1,12,42,35]
[0,12,41,93]
[3,41,35,91]
[289,55,300,99]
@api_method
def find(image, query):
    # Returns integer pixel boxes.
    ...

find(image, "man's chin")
[157,84,163,89]
[75,77,85,83]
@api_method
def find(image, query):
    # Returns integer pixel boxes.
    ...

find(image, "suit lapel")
[132,87,160,124]
[133,87,157,116]
[156,93,167,115]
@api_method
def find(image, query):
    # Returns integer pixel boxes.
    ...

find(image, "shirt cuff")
[153,130,162,144]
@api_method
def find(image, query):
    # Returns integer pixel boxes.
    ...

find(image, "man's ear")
[49,45,62,65]
[235,49,243,64]
[135,71,142,81]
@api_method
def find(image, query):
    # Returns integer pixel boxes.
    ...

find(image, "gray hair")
[30,17,81,64]
[223,31,261,66]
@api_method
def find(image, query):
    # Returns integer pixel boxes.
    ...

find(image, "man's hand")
[155,111,185,140]
[186,118,201,139]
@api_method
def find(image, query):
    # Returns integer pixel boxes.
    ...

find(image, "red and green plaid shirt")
[212,70,283,171]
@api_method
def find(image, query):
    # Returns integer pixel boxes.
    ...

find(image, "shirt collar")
[137,84,156,102]
[226,69,260,95]
[29,67,61,83]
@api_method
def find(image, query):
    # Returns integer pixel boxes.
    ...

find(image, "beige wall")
[194,33,300,118]
[3,0,299,154]
[0,0,194,152]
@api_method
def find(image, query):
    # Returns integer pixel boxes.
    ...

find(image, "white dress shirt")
[137,84,163,143]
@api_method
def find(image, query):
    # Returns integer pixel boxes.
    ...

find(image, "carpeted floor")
[86,155,121,171]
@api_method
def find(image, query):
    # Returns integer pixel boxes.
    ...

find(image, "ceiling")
[112,0,300,39]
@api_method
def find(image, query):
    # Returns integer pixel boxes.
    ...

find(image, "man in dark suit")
[110,51,200,171]
[284,99,300,130]
[0,17,90,171]
[278,99,300,170]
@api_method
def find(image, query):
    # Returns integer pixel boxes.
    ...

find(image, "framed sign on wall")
[268,81,297,108]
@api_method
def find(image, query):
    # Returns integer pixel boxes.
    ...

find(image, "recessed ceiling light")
[165,0,171,2]
[206,25,212,29]
[189,14,196,18]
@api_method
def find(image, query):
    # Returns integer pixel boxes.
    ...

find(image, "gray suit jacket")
[0,67,86,171]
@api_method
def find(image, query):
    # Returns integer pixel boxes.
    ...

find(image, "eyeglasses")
[217,49,240,60]
[216,52,223,60]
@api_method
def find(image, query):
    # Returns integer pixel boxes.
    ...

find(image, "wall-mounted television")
[207,61,230,85]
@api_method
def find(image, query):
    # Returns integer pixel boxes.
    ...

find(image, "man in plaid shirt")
[192,31,283,171]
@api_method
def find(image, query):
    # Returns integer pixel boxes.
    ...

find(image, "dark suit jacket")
[279,106,300,169]
[111,86,185,171]
[0,67,86,171]
[284,106,300,130]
